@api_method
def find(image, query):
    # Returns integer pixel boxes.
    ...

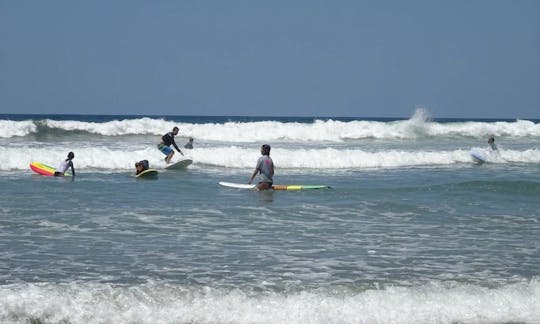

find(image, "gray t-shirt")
[256,155,274,183]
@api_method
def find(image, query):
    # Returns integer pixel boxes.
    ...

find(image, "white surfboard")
[470,148,488,164]
[218,182,330,190]
[166,158,193,170]
[218,182,256,189]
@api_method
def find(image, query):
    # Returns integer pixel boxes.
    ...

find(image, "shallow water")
[1,113,539,323]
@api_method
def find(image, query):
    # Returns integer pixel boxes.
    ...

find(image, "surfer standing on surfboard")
[248,144,274,190]
[158,126,184,164]
[54,151,75,179]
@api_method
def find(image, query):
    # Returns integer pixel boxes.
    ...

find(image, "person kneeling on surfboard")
[248,144,274,190]
[54,151,75,178]
[135,160,150,175]
[158,126,184,164]
[135,160,149,175]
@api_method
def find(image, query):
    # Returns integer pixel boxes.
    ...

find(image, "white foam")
[428,119,540,138]
[188,117,540,143]
[1,146,166,171]
[0,120,37,138]
[0,280,538,323]
[2,145,540,171]
[170,146,540,169]
[43,117,176,136]
[1,114,539,141]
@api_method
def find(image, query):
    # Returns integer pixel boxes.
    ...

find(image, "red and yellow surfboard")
[30,161,60,176]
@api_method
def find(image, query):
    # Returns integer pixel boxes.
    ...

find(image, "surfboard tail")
[272,185,330,190]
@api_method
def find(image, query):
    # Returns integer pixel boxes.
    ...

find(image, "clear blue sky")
[1,0,539,118]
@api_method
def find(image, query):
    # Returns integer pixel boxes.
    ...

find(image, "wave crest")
[1,115,539,141]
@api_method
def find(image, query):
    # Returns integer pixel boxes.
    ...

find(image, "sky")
[0,0,539,119]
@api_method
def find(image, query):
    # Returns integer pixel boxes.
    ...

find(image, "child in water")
[54,152,75,178]
[184,137,194,149]
[135,160,149,175]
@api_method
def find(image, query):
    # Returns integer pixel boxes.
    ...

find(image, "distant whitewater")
[2,111,540,140]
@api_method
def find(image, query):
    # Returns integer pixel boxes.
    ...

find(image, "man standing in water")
[248,144,274,190]
[488,135,498,151]
[158,126,184,164]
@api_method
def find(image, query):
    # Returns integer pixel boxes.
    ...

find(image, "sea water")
[0,110,539,323]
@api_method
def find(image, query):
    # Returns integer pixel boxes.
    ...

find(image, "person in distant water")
[488,135,498,151]
[54,151,75,178]
[158,126,184,164]
[248,144,274,190]
[135,160,149,175]
[184,137,194,149]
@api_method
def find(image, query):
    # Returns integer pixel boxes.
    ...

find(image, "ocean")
[0,110,539,323]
